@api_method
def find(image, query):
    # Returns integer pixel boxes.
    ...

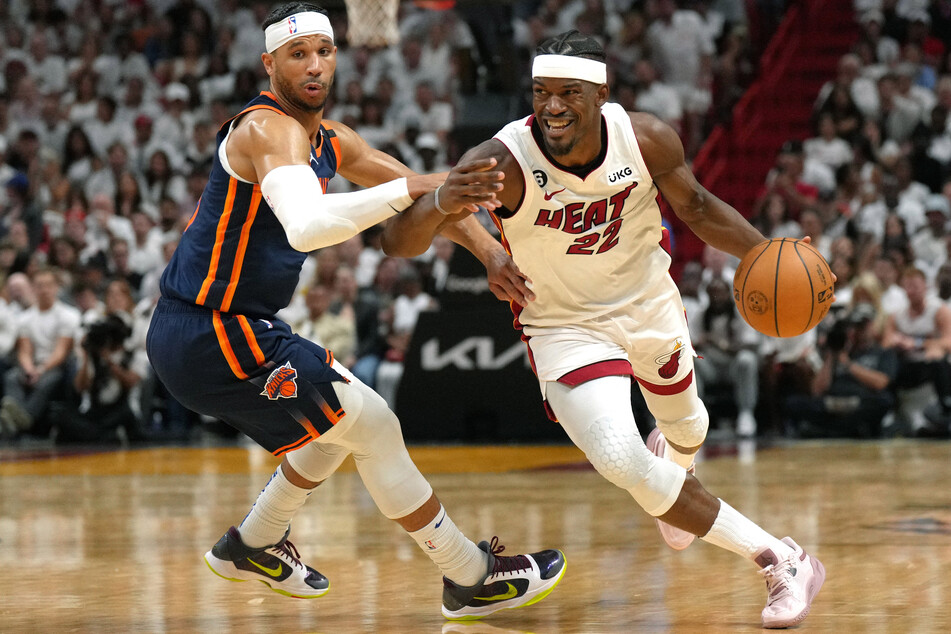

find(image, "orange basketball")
[732,238,834,337]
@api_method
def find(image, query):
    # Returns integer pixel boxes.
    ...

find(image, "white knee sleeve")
[546,377,686,516]
[285,438,351,483]
[324,378,432,519]
[640,377,709,449]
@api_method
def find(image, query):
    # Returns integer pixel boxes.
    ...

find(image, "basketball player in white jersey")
[383,31,825,628]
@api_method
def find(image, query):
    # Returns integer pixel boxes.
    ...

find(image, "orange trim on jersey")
[219,97,286,134]
[236,314,266,367]
[184,197,201,232]
[324,121,343,165]
[196,178,238,304]
[220,186,262,312]
[320,401,344,425]
[212,311,248,380]
[295,415,320,439]
[273,433,314,457]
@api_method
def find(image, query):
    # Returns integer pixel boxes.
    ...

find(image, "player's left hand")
[486,248,535,306]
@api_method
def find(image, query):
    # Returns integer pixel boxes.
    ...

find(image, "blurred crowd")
[3,0,948,445]
[690,1,951,440]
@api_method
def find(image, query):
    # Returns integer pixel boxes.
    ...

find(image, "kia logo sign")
[421,337,529,371]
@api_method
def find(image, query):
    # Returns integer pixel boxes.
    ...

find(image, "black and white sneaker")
[442,537,566,621]
[203,526,330,599]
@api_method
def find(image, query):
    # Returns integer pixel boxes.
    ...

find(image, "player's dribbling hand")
[438,157,505,214]
[800,234,838,302]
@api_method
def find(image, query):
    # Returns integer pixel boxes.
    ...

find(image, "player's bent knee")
[330,380,433,519]
[580,417,685,516]
[649,386,710,449]
[656,409,709,450]
[286,439,350,483]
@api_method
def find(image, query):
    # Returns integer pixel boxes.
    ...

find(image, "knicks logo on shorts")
[262,361,299,400]
[654,340,684,380]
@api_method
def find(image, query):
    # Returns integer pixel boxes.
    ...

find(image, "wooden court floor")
[2,438,950,633]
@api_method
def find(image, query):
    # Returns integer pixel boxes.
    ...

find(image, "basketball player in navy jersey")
[147,3,564,620]
[383,31,826,628]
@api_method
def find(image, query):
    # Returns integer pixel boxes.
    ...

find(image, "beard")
[544,135,577,157]
[274,69,333,113]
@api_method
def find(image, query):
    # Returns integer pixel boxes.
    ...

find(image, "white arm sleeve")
[261,164,416,252]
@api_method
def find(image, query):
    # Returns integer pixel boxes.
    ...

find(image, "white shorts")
[524,276,695,402]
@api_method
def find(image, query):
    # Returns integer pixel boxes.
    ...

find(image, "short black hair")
[262,2,327,30]
[535,30,605,63]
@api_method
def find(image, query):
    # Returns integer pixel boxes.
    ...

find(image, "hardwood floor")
[1,439,949,632]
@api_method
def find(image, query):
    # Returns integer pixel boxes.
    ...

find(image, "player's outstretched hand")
[436,157,505,214]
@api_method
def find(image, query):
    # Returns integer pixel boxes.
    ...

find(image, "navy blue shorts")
[147,297,347,456]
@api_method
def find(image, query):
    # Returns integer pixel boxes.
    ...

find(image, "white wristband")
[434,185,452,215]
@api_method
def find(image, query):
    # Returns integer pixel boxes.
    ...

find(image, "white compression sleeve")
[261,164,415,252]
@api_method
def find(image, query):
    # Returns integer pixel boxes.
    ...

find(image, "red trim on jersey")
[659,226,671,256]
[635,371,694,395]
[557,359,634,386]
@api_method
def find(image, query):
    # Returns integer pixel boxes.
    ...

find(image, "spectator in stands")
[84,97,133,158]
[0,273,27,387]
[911,193,950,282]
[62,125,97,186]
[66,70,101,126]
[787,303,896,438]
[154,82,194,157]
[0,268,81,438]
[815,83,865,143]
[883,266,951,432]
[692,277,762,437]
[27,29,68,95]
[799,208,833,260]
[646,0,715,158]
[54,281,147,443]
[400,81,453,145]
[757,140,821,221]
[805,112,854,171]
[752,192,802,239]
[143,149,188,208]
[633,59,683,133]
[294,283,357,367]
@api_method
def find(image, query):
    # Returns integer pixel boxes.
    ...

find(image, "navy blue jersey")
[160,91,343,319]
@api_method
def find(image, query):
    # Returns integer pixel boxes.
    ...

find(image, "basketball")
[732,238,834,337]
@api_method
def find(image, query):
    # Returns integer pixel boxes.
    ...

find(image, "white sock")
[700,500,793,564]
[408,505,489,586]
[238,466,313,548]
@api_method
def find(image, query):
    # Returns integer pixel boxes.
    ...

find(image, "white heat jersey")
[493,102,672,328]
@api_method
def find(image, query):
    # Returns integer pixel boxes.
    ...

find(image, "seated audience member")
[692,277,762,437]
[788,304,897,438]
[0,269,81,438]
[53,312,148,443]
[882,267,951,435]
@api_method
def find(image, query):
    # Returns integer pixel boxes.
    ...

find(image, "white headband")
[532,54,607,84]
[265,12,334,53]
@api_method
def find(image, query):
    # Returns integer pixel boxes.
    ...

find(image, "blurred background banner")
[397,248,559,442]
